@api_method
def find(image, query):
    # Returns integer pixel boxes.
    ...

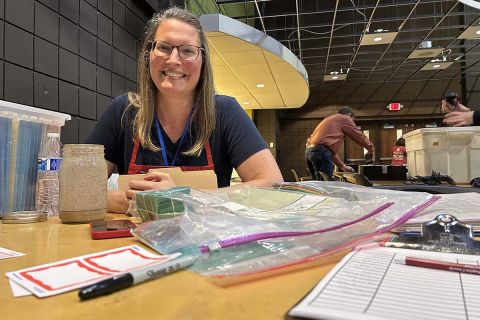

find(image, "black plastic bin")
[359,165,407,181]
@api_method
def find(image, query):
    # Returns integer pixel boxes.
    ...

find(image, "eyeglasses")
[150,40,203,62]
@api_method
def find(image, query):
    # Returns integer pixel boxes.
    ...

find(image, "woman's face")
[149,19,203,100]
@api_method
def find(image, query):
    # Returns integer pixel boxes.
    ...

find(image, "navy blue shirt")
[83,94,267,187]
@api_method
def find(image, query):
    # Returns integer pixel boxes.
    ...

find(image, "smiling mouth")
[162,71,186,79]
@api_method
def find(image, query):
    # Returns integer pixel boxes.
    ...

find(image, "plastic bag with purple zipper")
[131,181,439,285]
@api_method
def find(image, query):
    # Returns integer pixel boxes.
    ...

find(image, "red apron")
[127,138,215,174]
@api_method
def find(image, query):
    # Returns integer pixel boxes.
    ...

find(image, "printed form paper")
[6,245,179,298]
[289,247,480,320]
[9,279,32,297]
[0,247,25,260]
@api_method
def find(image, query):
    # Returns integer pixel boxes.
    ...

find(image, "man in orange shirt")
[305,106,374,180]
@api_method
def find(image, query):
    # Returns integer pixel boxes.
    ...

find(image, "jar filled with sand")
[59,144,107,223]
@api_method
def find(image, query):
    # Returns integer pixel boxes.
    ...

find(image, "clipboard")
[286,245,480,320]
[117,167,217,191]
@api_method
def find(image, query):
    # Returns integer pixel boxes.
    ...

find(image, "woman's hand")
[443,111,474,127]
[107,190,130,213]
[125,172,176,199]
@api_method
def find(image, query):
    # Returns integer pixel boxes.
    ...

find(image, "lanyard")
[154,112,193,166]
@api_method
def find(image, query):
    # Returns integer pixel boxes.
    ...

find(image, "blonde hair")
[126,7,216,157]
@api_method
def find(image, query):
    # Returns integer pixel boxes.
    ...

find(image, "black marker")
[78,254,195,300]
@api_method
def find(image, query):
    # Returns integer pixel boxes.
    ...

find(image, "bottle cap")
[47,132,60,138]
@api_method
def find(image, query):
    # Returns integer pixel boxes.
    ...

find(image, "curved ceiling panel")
[199,14,309,109]
[458,0,480,9]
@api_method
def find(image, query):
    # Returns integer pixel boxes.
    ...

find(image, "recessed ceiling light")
[359,31,398,46]
[458,25,480,39]
[408,48,444,59]
[243,101,250,105]
[256,83,265,88]
[324,74,347,81]
[420,61,453,71]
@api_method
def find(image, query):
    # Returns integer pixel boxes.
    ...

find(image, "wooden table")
[0,215,340,320]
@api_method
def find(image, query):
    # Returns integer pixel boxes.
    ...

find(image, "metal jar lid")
[1,211,48,224]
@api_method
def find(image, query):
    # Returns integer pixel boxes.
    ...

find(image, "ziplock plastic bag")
[132,181,439,285]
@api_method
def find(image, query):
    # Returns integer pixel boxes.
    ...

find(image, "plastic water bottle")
[36,133,62,216]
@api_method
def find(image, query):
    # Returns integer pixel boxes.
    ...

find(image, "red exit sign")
[387,102,403,111]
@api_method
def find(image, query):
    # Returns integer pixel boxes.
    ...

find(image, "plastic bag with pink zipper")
[131,181,439,285]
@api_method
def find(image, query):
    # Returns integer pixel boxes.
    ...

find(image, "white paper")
[279,194,327,211]
[0,247,25,260]
[9,279,31,297]
[5,245,179,298]
[221,193,326,214]
[289,246,480,320]
[406,193,480,224]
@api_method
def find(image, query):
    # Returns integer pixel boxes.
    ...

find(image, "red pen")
[398,256,480,275]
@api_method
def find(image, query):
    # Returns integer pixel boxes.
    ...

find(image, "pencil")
[397,256,480,275]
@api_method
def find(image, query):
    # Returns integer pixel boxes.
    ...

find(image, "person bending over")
[305,106,373,180]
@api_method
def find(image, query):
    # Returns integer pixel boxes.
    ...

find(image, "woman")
[84,7,283,213]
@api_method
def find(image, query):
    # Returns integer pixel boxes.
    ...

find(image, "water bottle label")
[38,157,62,172]
[38,158,46,172]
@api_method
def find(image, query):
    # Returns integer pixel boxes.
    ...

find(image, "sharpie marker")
[397,256,480,275]
[78,254,196,300]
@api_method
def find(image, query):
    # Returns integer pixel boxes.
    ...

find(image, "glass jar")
[59,144,107,223]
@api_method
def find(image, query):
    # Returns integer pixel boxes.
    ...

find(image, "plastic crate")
[0,100,70,215]
[404,127,480,184]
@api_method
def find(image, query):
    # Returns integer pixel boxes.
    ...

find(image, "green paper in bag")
[135,187,190,221]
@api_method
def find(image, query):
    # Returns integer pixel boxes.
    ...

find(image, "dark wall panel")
[38,0,57,11]
[59,81,78,115]
[79,87,96,119]
[35,37,58,77]
[35,2,59,44]
[98,0,112,18]
[34,72,58,110]
[59,48,79,83]
[59,0,79,23]
[62,116,79,144]
[5,0,34,32]
[59,17,79,53]
[0,0,153,144]
[79,58,96,91]
[5,23,33,68]
[4,63,33,105]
